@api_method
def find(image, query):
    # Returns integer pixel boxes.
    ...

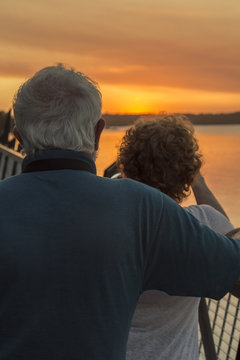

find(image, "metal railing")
[0,144,240,359]
[199,295,240,359]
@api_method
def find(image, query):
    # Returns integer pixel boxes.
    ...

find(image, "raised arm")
[191,174,240,298]
[192,172,229,220]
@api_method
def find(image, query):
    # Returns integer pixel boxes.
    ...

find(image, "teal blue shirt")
[0,149,239,359]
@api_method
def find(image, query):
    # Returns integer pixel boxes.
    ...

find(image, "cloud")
[1,38,239,94]
[0,0,240,95]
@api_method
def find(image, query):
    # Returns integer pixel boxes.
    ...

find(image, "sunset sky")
[1,0,240,114]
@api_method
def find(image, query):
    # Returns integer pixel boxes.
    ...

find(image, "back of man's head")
[13,64,102,155]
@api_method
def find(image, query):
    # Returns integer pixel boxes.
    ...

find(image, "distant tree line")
[185,112,240,125]
[103,112,240,127]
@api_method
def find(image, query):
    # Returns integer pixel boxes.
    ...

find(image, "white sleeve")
[184,204,234,235]
[111,172,122,179]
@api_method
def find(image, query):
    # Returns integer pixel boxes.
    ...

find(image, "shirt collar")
[22,149,96,175]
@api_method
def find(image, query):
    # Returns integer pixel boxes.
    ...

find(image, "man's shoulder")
[0,173,27,199]
[0,173,23,188]
[102,176,165,200]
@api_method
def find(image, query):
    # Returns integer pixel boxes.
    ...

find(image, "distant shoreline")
[0,110,240,132]
[104,124,240,137]
[103,112,240,128]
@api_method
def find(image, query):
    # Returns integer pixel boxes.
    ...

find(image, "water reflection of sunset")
[97,127,240,226]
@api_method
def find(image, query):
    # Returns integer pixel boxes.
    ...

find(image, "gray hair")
[13,64,102,155]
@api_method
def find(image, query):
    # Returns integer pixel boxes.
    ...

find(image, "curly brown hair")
[117,115,202,203]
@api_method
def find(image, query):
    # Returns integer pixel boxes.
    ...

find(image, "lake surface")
[96,125,240,227]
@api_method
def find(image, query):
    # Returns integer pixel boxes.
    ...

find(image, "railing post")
[236,340,240,360]
[199,298,217,360]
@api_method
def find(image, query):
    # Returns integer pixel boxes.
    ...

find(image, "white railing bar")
[0,143,24,162]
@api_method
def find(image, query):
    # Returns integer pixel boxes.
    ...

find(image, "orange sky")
[1,0,240,114]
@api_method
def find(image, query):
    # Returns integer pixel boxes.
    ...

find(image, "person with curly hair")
[116,115,234,360]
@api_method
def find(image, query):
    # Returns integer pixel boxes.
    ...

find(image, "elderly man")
[0,64,240,360]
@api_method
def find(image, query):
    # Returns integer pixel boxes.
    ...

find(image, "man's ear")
[95,118,105,151]
[13,127,23,146]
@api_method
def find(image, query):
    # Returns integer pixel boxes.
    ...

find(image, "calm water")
[96,125,240,227]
